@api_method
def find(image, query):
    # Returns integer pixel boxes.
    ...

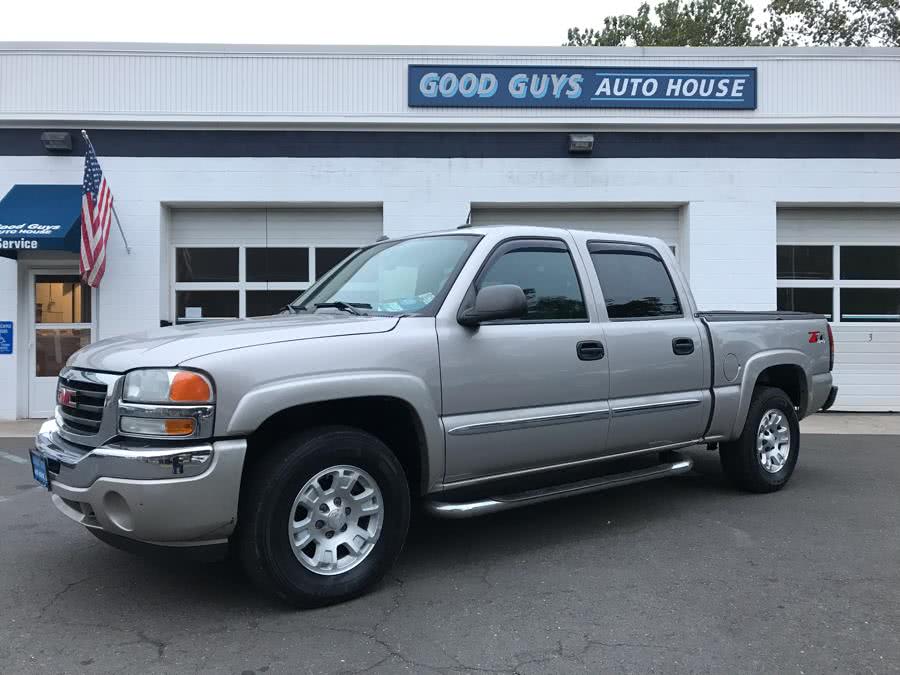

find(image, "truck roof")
[393,224,670,248]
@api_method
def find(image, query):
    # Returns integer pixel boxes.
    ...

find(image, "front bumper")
[34,419,246,546]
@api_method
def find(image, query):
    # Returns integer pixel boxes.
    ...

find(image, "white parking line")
[0,450,28,465]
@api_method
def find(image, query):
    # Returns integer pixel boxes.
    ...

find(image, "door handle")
[672,337,695,355]
[577,340,605,361]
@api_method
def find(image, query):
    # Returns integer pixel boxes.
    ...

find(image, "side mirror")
[458,284,528,327]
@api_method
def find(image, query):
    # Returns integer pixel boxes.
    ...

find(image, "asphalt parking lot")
[1,434,898,674]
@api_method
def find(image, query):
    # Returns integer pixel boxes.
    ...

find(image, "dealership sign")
[0,223,64,252]
[409,65,757,110]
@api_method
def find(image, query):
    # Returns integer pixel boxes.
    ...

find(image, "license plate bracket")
[30,451,50,489]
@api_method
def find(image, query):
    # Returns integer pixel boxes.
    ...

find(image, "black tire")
[719,386,800,493]
[238,426,410,608]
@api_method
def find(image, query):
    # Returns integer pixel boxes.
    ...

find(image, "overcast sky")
[2,0,771,45]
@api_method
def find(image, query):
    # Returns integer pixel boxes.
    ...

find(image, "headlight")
[123,369,213,404]
[119,369,214,439]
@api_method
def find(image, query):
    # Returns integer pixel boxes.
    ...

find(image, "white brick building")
[0,43,898,418]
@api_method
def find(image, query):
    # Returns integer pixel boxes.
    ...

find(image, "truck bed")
[697,311,826,322]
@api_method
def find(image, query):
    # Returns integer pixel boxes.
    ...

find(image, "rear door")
[581,240,710,452]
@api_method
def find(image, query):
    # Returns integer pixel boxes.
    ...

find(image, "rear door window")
[588,244,682,320]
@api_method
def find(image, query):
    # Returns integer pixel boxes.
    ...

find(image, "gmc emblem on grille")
[57,387,75,407]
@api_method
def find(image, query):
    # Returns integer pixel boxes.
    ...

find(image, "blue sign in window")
[409,65,757,110]
[0,321,12,355]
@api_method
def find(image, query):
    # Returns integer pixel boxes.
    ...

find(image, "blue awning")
[0,184,82,260]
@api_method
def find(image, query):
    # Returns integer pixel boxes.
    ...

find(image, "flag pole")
[80,130,132,255]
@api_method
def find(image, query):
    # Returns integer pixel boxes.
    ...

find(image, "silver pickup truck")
[31,226,836,607]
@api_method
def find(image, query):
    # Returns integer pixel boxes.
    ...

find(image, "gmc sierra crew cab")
[31,226,837,607]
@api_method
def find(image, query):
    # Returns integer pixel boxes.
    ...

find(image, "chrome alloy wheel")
[288,465,384,576]
[756,409,791,473]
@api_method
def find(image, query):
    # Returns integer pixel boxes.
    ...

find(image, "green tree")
[758,0,899,46]
[565,0,900,46]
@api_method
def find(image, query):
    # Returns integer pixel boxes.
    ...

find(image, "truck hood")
[68,313,400,373]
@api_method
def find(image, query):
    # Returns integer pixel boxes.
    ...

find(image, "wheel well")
[244,397,428,495]
[756,364,808,417]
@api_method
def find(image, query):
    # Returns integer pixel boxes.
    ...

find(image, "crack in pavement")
[36,575,95,621]
[116,630,169,661]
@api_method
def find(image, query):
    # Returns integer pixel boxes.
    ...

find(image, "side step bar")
[425,453,693,519]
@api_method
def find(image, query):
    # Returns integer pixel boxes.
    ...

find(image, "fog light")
[120,416,195,436]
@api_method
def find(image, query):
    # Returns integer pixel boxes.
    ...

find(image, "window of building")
[175,248,239,282]
[315,248,357,280]
[840,246,900,281]
[776,288,833,320]
[777,245,833,280]
[589,247,682,319]
[477,242,587,321]
[246,248,310,283]
[776,244,900,323]
[173,246,359,322]
[840,288,900,322]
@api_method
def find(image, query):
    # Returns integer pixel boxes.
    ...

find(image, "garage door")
[777,208,900,411]
[471,207,681,250]
[169,207,382,322]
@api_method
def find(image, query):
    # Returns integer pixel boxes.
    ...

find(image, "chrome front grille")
[58,373,108,434]
[55,368,121,446]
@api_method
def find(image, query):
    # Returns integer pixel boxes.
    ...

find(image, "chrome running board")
[425,453,693,519]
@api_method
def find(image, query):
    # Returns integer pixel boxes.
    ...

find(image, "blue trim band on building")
[1,130,898,159]
[0,184,82,259]
[408,65,758,110]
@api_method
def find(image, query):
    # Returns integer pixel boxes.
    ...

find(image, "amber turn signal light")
[169,371,212,403]
[164,418,196,436]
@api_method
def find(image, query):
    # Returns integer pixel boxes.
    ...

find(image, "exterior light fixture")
[568,133,594,155]
[40,131,72,153]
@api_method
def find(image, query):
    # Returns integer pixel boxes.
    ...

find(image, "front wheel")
[719,386,800,493]
[238,426,410,608]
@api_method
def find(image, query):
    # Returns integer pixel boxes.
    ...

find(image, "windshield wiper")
[314,301,372,316]
[278,304,310,315]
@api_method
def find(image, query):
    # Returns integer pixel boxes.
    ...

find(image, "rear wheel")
[720,386,800,493]
[238,426,410,607]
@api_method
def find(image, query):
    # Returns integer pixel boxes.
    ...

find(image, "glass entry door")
[28,272,93,418]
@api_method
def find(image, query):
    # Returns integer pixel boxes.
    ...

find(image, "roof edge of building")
[0,42,897,58]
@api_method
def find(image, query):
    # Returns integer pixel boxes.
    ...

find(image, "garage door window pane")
[246,248,309,282]
[176,291,239,321]
[777,288,833,320]
[777,246,833,280]
[840,246,900,280]
[591,251,681,319]
[246,290,302,317]
[176,248,238,282]
[316,248,356,279]
[840,289,900,322]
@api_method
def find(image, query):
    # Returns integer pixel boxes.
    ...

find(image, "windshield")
[295,235,479,315]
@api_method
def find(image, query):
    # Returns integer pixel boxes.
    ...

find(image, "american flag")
[80,141,114,287]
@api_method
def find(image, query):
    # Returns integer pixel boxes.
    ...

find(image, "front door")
[437,236,610,484]
[28,272,94,418]
[584,242,709,452]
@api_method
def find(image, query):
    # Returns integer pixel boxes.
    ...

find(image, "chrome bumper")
[34,420,247,546]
